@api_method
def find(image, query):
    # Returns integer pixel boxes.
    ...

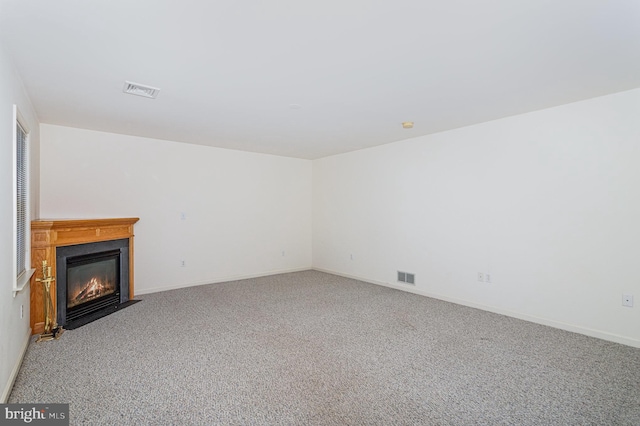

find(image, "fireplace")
[56,239,130,329]
[30,218,139,335]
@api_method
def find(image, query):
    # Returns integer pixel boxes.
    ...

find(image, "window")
[14,105,33,293]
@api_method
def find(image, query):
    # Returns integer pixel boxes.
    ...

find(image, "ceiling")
[1,1,639,159]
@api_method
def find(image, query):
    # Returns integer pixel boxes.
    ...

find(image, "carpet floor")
[9,270,640,425]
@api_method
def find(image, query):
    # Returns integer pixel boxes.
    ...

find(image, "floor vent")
[397,271,415,285]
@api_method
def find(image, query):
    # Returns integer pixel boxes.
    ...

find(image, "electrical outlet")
[478,272,484,282]
[350,254,354,261]
[485,273,491,283]
[622,294,633,307]
[180,260,186,267]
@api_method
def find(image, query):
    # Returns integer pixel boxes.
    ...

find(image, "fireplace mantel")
[30,218,139,334]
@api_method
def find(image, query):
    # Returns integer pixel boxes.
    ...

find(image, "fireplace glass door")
[66,250,120,320]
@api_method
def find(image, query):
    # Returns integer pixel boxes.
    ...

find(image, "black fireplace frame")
[56,238,129,329]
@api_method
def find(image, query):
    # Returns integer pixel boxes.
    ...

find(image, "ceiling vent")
[122,81,160,99]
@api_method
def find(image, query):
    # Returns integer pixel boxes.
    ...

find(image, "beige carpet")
[9,270,640,425]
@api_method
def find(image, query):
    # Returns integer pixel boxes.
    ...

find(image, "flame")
[68,276,116,308]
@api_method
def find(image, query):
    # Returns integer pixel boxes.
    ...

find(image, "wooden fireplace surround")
[30,218,139,335]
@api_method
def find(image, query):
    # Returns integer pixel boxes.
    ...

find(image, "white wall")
[313,89,640,347]
[40,125,312,294]
[0,44,40,401]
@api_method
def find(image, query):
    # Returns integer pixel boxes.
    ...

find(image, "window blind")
[16,121,27,278]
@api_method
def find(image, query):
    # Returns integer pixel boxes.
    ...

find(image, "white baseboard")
[313,267,640,349]
[135,267,312,295]
[1,327,31,403]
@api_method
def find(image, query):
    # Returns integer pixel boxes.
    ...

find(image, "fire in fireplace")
[56,239,131,329]
[69,275,116,308]
[66,250,120,323]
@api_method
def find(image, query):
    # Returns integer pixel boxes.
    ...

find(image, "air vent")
[397,271,415,285]
[123,81,160,99]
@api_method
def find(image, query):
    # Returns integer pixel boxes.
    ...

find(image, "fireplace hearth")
[56,239,131,329]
